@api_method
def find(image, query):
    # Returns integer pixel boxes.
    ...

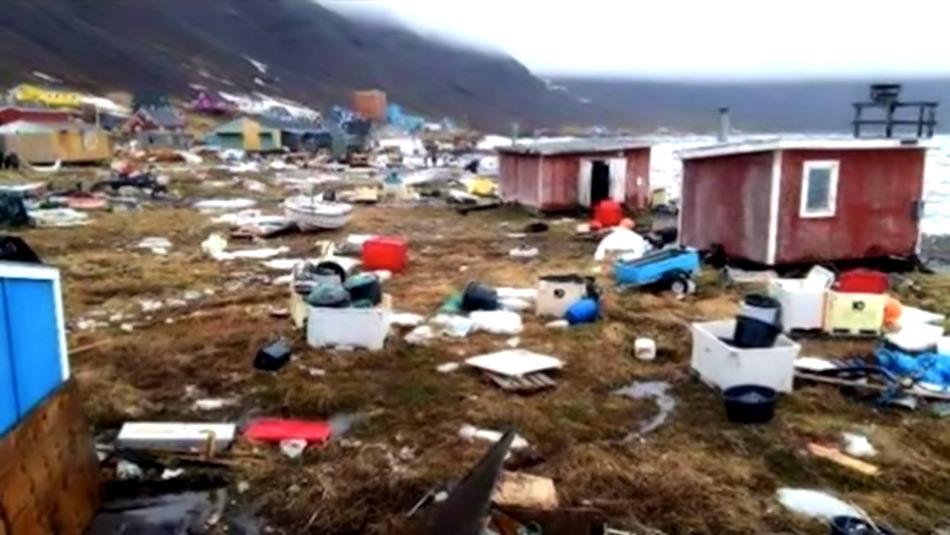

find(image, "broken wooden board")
[795,371,950,401]
[0,380,100,535]
[807,443,880,476]
[485,372,557,393]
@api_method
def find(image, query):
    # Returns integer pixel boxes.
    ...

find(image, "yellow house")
[0,121,111,164]
[10,84,83,109]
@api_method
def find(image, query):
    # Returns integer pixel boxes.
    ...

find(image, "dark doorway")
[590,160,610,205]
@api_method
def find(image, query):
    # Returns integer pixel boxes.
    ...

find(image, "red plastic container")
[836,269,888,294]
[244,419,331,443]
[362,236,408,273]
[593,200,624,228]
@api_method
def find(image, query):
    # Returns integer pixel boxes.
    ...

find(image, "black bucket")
[461,281,499,312]
[829,516,895,535]
[733,315,781,348]
[723,384,777,424]
[740,293,782,327]
[306,281,351,308]
[344,273,382,306]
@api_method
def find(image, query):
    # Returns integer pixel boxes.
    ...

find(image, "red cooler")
[836,269,888,294]
[362,236,408,273]
[593,200,623,228]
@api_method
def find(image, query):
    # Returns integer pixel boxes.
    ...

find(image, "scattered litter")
[139,299,163,313]
[116,459,143,480]
[458,424,529,450]
[437,362,461,373]
[135,237,172,255]
[254,339,292,372]
[306,367,326,377]
[499,297,531,312]
[263,258,305,271]
[470,310,523,335]
[243,179,267,193]
[29,208,89,227]
[161,468,185,480]
[776,488,862,520]
[193,198,257,212]
[465,349,562,377]
[634,338,657,361]
[391,312,425,327]
[431,314,475,338]
[613,381,676,440]
[806,443,880,475]
[244,419,332,444]
[491,471,558,511]
[496,287,538,301]
[505,337,520,348]
[192,398,239,411]
[546,319,569,329]
[116,422,237,452]
[202,232,289,261]
[885,321,945,352]
[594,227,648,261]
[279,438,308,459]
[120,323,135,333]
[509,246,539,259]
[237,481,251,494]
[406,325,436,345]
[841,432,877,458]
[794,356,838,372]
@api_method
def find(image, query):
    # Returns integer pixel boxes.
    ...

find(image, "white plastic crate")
[690,320,801,393]
[307,294,392,350]
[536,276,590,318]
[767,266,834,332]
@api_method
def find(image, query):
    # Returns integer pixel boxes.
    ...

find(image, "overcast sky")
[324,0,950,79]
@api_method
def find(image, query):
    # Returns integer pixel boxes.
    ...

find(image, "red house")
[497,139,651,212]
[679,139,927,265]
[0,106,74,126]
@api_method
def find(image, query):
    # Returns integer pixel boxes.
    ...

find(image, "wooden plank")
[807,443,879,476]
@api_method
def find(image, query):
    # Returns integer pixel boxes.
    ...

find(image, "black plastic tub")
[733,315,781,348]
[723,384,777,424]
[461,281,499,311]
[829,516,895,535]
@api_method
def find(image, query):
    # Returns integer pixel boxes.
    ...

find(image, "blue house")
[0,260,68,435]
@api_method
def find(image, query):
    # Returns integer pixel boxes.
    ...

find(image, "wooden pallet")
[824,327,881,338]
[485,372,557,393]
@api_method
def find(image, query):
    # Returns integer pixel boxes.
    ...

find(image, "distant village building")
[496,138,651,212]
[123,106,189,149]
[205,116,329,152]
[189,90,235,116]
[352,89,387,122]
[8,84,83,109]
[678,139,927,265]
[0,120,111,163]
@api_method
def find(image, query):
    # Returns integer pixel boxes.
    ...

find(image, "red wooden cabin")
[0,106,74,126]
[497,139,651,212]
[679,139,927,265]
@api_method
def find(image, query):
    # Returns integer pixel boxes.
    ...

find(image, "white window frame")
[799,160,839,218]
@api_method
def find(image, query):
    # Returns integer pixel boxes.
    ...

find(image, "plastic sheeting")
[876,345,950,392]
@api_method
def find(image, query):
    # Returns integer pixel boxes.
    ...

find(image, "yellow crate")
[823,291,887,335]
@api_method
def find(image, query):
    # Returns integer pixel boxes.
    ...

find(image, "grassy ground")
[10,171,950,534]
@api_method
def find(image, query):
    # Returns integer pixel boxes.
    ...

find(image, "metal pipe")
[717,107,730,143]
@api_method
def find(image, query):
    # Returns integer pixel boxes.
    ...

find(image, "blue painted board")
[0,284,17,436]
[3,278,63,418]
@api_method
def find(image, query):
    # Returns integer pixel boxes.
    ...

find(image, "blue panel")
[3,278,63,418]
[0,281,18,436]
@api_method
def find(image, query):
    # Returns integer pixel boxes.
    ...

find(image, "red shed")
[0,106,74,126]
[679,139,927,265]
[497,139,651,212]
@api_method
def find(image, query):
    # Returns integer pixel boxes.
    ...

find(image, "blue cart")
[614,247,700,295]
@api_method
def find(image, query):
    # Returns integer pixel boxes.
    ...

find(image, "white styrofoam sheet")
[117,422,236,451]
[465,349,563,377]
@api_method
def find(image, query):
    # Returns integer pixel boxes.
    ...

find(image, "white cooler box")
[690,320,801,393]
[307,294,392,350]
[767,266,834,332]
[536,275,591,318]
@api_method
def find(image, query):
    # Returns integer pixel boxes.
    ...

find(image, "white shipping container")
[690,320,801,393]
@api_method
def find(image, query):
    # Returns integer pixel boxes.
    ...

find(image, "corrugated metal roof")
[678,138,928,159]
[497,137,650,156]
[0,120,97,134]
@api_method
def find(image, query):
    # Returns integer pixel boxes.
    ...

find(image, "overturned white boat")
[283,195,353,231]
